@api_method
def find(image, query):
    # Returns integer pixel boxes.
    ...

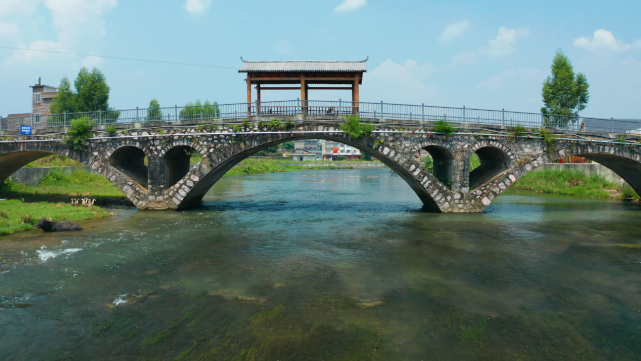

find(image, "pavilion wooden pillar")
[246,77,252,117]
[300,76,307,116]
[352,74,360,115]
[256,84,261,115]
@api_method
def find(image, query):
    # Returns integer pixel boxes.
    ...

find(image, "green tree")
[147,99,162,121]
[360,151,372,161]
[179,100,220,121]
[74,67,110,112]
[541,49,590,128]
[49,77,75,115]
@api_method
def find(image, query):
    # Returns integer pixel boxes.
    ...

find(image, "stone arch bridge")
[1,123,640,213]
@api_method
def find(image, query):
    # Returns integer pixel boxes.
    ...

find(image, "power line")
[0,46,237,70]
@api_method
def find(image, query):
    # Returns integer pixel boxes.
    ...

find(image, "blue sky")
[1,0,640,118]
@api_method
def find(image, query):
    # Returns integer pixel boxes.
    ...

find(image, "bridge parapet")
[2,100,640,141]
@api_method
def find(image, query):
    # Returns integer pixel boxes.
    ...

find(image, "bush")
[433,119,456,136]
[509,124,526,137]
[421,155,433,172]
[62,116,94,150]
[621,185,639,200]
[340,115,374,138]
[105,124,117,136]
[269,120,284,130]
[537,127,558,145]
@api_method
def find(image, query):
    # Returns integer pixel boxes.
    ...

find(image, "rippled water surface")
[1,168,640,360]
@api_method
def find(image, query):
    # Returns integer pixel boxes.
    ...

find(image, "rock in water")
[35,217,83,232]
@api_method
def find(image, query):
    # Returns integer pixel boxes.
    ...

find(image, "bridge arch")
[0,151,62,183]
[109,146,149,189]
[469,141,641,209]
[163,145,203,188]
[0,141,151,208]
[422,145,454,188]
[469,145,512,191]
[166,134,449,212]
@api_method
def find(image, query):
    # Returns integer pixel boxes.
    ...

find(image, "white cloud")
[574,29,641,52]
[451,50,478,67]
[477,68,547,90]
[0,0,41,17]
[474,68,548,110]
[0,22,19,37]
[481,27,529,57]
[44,0,117,38]
[438,19,471,42]
[184,0,211,15]
[81,55,104,68]
[364,59,440,104]
[1,0,117,66]
[334,0,366,12]
[3,40,64,64]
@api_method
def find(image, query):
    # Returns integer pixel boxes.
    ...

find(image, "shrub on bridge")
[62,116,94,150]
[509,124,526,138]
[340,115,374,138]
[105,124,117,136]
[433,119,456,136]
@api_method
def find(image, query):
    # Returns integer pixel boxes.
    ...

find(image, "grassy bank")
[511,169,629,199]
[24,154,85,168]
[225,158,351,176]
[1,168,128,205]
[0,199,110,235]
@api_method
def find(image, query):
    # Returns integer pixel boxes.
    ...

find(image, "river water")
[1,168,640,360]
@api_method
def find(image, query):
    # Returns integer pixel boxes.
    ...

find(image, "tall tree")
[74,67,110,112]
[541,49,590,127]
[49,77,75,114]
[147,99,162,121]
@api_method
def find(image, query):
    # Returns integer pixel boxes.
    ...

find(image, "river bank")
[0,199,111,235]
[512,169,638,199]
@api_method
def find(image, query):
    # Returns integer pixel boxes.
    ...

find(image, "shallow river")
[1,168,640,360]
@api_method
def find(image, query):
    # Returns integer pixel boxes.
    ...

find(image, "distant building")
[322,140,361,160]
[293,139,361,160]
[3,77,58,130]
[294,140,322,159]
[283,149,316,161]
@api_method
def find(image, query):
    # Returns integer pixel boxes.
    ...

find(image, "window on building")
[35,114,41,123]
[35,93,41,103]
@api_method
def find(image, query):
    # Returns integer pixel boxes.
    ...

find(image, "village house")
[1,77,58,131]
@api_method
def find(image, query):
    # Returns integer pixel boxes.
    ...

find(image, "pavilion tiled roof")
[239,57,368,73]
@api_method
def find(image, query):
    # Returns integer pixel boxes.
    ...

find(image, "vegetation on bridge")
[340,115,375,138]
[62,116,94,150]
[432,119,457,136]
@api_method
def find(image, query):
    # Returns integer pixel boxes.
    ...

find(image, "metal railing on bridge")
[1,100,640,136]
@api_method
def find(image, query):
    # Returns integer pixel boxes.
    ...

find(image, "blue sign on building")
[20,125,32,135]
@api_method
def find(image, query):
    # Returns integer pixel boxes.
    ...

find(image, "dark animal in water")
[35,217,82,232]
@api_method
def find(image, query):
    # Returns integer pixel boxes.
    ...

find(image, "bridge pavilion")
[239,57,367,116]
